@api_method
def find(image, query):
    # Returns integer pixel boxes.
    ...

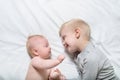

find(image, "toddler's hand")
[49,68,65,80]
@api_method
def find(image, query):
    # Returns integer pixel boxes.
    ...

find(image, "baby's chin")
[44,53,51,59]
[48,53,51,59]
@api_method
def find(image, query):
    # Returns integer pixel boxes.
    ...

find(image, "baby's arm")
[31,54,65,70]
[49,68,65,80]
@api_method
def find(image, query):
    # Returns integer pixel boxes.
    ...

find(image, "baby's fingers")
[57,55,65,63]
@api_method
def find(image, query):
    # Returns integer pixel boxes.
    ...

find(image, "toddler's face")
[34,37,51,59]
[60,27,78,54]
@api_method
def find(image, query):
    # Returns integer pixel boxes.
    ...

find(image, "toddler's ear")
[75,28,80,39]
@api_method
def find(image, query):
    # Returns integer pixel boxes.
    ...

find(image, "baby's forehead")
[29,36,43,41]
[29,36,45,44]
[30,38,45,47]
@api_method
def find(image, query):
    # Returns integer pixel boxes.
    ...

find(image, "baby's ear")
[32,48,39,56]
[75,28,80,39]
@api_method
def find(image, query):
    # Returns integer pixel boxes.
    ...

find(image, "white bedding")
[0,0,120,80]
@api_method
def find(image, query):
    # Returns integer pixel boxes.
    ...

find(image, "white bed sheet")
[0,0,120,80]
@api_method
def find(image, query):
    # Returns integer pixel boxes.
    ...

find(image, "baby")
[59,19,119,80]
[26,35,65,80]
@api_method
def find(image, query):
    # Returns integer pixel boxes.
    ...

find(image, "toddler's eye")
[62,36,66,40]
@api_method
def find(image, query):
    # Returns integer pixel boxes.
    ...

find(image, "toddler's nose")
[62,41,65,47]
[63,42,67,48]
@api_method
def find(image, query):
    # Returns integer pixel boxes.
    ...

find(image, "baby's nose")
[49,47,51,50]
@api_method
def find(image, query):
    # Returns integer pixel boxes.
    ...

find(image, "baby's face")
[33,37,51,59]
[60,27,78,54]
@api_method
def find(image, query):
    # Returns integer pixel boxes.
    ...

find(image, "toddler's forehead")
[62,25,74,33]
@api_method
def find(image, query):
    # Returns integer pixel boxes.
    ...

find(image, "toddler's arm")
[31,54,65,69]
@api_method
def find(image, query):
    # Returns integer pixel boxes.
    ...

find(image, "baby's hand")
[57,55,65,63]
[49,68,65,80]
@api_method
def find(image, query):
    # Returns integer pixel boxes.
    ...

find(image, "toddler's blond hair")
[59,19,91,40]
